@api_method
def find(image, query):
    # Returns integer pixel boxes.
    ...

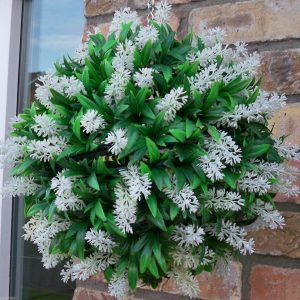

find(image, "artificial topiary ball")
[2,1,300,298]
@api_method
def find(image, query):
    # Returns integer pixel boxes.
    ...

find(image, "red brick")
[247,212,300,258]
[188,0,300,44]
[73,287,117,300]
[159,261,242,300]
[250,265,300,300]
[85,0,128,17]
[260,49,300,95]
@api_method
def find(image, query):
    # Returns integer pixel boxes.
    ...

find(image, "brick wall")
[74,1,300,299]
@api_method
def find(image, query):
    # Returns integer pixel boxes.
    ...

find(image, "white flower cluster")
[0,136,27,167]
[112,39,135,71]
[274,139,300,160]
[28,136,67,162]
[200,27,225,47]
[172,224,205,248]
[32,114,59,137]
[2,176,39,198]
[109,7,139,37]
[206,220,255,255]
[198,151,225,181]
[35,71,85,111]
[73,43,89,65]
[135,25,158,50]
[108,272,130,298]
[80,109,106,134]
[51,172,85,211]
[61,252,116,282]
[85,229,116,252]
[164,181,199,214]
[104,66,131,105]
[238,171,271,195]
[153,0,172,24]
[113,166,152,233]
[168,267,200,299]
[205,188,244,211]
[218,92,287,128]
[252,199,285,230]
[104,128,128,155]
[156,87,188,122]
[134,68,154,88]
[23,213,70,269]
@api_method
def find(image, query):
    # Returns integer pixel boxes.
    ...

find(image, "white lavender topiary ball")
[1,1,299,298]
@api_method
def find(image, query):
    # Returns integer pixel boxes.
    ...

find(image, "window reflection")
[11,1,85,299]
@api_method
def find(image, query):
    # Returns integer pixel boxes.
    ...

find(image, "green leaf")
[87,172,100,190]
[26,202,48,217]
[102,39,117,53]
[170,202,180,221]
[244,144,270,159]
[119,22,133,43]
[140,244,152,273]
[77,94,98,110]
[142,40,152,66]
[10,158,36,176]
[82,66,90,91]
[147,256,159,278]
[94,200,107,221]
[146,194,158,218]
[153,242,168,273]
[204,82,219,110]
[146,137,160,163]
[148,209,167,231]
[207,125,220,142]
[170,129,186,142]
[128,258,138,289]
[186,119,195,138]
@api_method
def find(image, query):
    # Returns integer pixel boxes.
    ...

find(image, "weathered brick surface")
[73,287,117,300]
[132,0,192,10]
[188,0,300,44]
[250,265,300,300]
[85,0,128,17]
[260,49,300,95]
[247,212,300,258]
[160,261,242,300]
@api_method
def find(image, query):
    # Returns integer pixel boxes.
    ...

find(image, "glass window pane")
[10,1,85,299]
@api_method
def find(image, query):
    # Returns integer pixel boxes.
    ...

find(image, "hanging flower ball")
[1,1,299,298]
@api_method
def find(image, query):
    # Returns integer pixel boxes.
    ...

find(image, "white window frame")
[0,0,23,297]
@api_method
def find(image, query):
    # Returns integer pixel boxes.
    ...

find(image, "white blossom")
[104,66,131,105]
[252,199,285,230]
[80,110,106,134]
[113,184,137,234]
[60,260,75,283]
[189,63,223,93]
[73,43,89,65]
[238,171,270,195]
[133,68,154,88]
[205,188,244,211]
[32,114,59,137]
[70,252,116,281]
[135,25,158,50]
[28,136,67,162]
[200,27,225,47]
[109,7,139,37]
[51,172,85,211]
[172,225,205,248]
[164,181,199,214]
[204,131,242,166]
[108,272,130,298]
[168,267,200,299]
[173,247,199,270]
[0,136,27,167]
[206,220,255,255]
[188,43,223,67]
[62,75,86,97]
[85,229,116,252]
[120,165,152,201]
[104,128,128,156]
[35,71,61,111]
[112,39,135,71]
[2,176,39,198]
[156,87,188,122]
[198,151,225,181]
[154,0,172,24]
[23,213,70,269]
[274,139,300,160]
